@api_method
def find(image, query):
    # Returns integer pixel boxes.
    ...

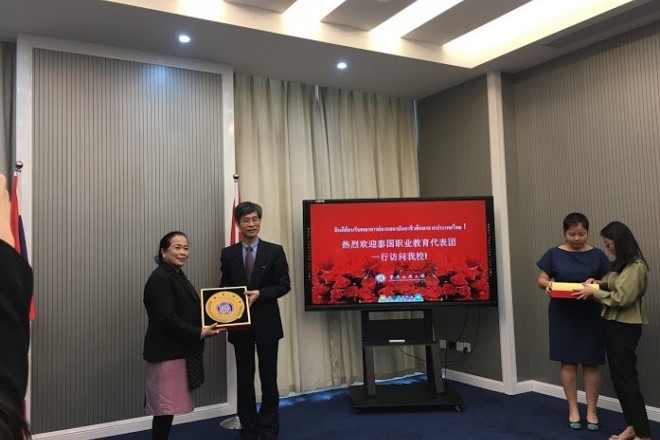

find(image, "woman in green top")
[574,221,650,440]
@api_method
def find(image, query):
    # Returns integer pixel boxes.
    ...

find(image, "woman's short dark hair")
[600,221,646,273]
[563,212,589,232]
[234,201,262,222]
[155,231,187,263]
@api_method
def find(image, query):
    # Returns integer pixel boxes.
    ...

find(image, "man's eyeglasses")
[239,216,261,225]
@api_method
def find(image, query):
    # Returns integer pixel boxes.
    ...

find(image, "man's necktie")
[245,245,255,282]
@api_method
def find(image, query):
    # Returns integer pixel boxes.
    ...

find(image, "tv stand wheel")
[454,404,463,412]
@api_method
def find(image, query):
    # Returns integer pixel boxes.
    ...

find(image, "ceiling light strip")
[443,0,636,67]
[371,0,465,38]
[284,0,347,23]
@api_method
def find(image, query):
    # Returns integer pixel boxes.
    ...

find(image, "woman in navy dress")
[537,213,610,431]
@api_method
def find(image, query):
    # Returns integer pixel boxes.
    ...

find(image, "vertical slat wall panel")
[511,21,660,404]
[417,77,503,381]
[31,49,227,433]
[500,74,535,380]
[417,77,492,197]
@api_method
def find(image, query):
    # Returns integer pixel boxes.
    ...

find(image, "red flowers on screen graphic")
[311,257,489,304]
[361,276,376,289]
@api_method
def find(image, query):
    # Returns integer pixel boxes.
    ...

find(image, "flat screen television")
[303,197,497,311]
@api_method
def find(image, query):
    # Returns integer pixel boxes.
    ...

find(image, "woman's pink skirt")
[145,359,194,415]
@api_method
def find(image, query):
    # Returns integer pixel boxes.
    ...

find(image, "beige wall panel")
[31,49,228,433]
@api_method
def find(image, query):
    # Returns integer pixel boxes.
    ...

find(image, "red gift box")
[550,282,598,299]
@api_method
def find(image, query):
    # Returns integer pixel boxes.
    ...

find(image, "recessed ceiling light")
[178,34,192,44]
[336,62,348,70]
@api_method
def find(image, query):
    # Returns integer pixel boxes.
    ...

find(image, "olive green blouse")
[593,259,648,325]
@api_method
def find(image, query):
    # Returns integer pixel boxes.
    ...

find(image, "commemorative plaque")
[201,286,251,329]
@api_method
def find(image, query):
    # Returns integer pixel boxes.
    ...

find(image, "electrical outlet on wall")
[456,342,471,352]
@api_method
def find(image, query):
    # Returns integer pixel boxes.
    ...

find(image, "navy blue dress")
[537,247,610,364]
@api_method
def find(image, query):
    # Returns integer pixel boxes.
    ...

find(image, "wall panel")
[418,77,492,197]
[417,77,502,381]
[511,21,660,403]
[31,49,228,433]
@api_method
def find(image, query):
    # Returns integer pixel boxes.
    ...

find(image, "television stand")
[349,310,463,412]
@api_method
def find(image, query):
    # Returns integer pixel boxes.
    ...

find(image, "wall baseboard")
[444,369,506,393]
[445,370,660,423]
[33,373,660,438]
[32,403,233,440]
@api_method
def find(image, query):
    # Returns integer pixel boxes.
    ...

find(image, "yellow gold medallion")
[205,291,245,324]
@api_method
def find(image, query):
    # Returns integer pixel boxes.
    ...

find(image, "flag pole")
[221,173,242,430]
[229,173,241,246]
[12,160,32,422]
[10,161,23,249]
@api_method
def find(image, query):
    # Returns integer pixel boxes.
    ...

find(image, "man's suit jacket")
[0,240,33,409]
[142,262,203,362]
[220,240,290,345]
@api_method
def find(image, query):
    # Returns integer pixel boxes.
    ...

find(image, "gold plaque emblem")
[205,291,245,323]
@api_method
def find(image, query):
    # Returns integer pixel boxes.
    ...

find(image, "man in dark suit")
[221,201,291,440]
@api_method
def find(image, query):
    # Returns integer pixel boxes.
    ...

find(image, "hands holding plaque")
[201,286,252,329]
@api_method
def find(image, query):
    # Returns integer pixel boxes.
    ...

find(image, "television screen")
[303,197,497,311]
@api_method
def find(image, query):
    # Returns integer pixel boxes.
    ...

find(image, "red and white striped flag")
[10,171,36,321]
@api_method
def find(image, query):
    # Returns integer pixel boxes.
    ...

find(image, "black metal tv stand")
[349,309,463,412]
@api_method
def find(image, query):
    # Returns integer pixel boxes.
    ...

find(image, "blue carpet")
[105,376,658,439]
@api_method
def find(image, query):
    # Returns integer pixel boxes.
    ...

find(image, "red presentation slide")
[305,199,495,308]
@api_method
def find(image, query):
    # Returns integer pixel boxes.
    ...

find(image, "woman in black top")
[143,231,223,440]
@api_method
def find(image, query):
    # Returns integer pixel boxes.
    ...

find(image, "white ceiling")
[1,0,659,98]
